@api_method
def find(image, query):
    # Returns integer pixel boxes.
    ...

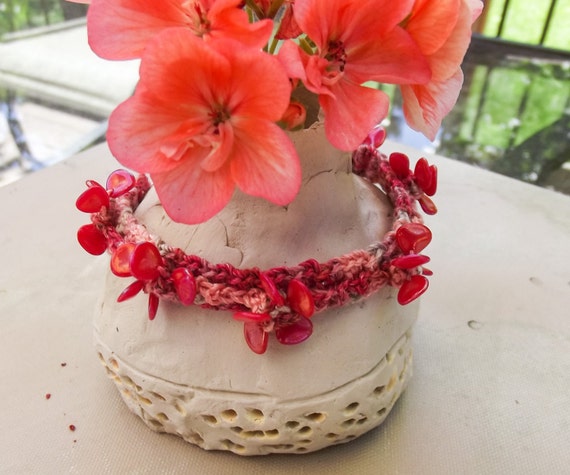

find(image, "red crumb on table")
[69,424,76,432]
[45,393,51,400]
[61,362,67,367]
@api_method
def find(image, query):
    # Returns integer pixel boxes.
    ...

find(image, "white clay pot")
[94,122,418,455]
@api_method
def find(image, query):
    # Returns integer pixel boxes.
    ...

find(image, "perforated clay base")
[95,327,414,455]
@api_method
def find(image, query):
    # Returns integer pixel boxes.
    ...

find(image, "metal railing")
[474,0,566,50]
[495,0,558,45]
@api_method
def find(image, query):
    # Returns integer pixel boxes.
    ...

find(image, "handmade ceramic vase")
[93,122,418,455]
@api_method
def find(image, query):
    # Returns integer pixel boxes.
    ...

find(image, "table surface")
[1,143,569,474]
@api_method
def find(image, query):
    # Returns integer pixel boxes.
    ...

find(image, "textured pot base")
[94,326,414,455]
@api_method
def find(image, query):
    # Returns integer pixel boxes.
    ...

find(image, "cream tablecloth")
[0,143,568,474]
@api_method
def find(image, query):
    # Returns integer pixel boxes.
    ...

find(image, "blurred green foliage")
[379,55,570,189]
[0,0,86,36]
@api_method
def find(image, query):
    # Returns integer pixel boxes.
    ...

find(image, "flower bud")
[279,100,307,131]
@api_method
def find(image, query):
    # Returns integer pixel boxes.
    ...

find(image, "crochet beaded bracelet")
[75,141,437,354]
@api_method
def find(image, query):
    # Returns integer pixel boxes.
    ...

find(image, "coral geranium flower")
[399,0,483,140]
[107,28,301,224]
[87,0,273,60]
[278,0,430,151]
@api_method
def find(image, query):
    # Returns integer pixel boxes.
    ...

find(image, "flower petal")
[87,0,271,60]
[320,82,389,151]
[400,68,464,141]
[426,0,479,82]
[108,93,206,174]
[218,42,292,122]
[208,0,273,48]
[346,28,430,85]
[340,0,414,42]
[277,40,308,87]
[230,119,301,206]
[292,0,343,48]
[152,158,235,224]
[405,0,460,56]
[88,0,192,59]
[139,29,231,108]
[294,0,414,48]
[199,121,234,172]
[399,0,482,140]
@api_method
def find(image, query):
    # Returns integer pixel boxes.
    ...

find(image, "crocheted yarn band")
[75,142,437,354]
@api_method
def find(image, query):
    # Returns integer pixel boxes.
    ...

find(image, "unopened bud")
[279,100,306,131]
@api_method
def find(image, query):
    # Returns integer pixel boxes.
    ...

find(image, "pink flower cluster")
[75,0,482,224]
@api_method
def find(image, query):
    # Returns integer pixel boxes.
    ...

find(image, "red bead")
[259,272,284,306]
[148,293,159,320]
[397,275,429,305]
[110,242,135,277]
[391,254,430,269]
[414,159,437,196]
[413,158,432,192]
[233,312,271,323]
[396,223,432,254]
[424,165,438,196]
[287,279,315,318]
[243,322,268,354]
[75,183,109,213]
[117,280,144,302]
[171,267,196,305]
[422,267,434,276]
[389,152,410,179]
[85,179,103,188]
[275,317,313,345]
[77,224,107,255]
[130,242,162,281]
[106,169,136,198]
[418,194,438,215]
[364,125,386,149]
